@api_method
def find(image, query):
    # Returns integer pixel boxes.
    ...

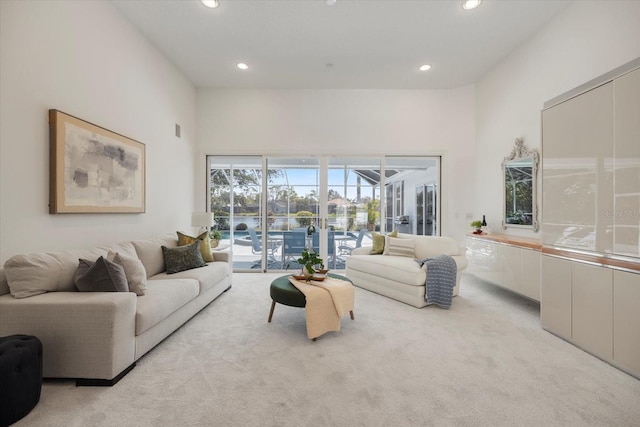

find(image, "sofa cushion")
[4,248,109,299]
[108,251,147,296]
[135,279,199,335]
[177,231,214,262]
[131,234,177,277]
[97,242,138,260]
[383,236,415,258]
[150,261,229,295]
[162,241,205,274]
[74,257,129,293]
[347,254,426,286]
[405,235,460,259]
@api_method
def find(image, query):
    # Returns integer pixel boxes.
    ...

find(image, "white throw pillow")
[383,237,416,258]
[108,251,147,296]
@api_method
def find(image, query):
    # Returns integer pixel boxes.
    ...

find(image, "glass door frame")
[207,155,440,272]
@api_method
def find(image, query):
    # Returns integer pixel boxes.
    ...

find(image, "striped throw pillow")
[384,237,415,258]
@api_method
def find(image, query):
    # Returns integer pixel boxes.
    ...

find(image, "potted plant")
[209,229,223,248]
[470,220,483,234]
[366,200,380,231]
[296,249,324,278]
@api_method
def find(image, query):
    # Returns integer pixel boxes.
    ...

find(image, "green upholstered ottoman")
[268,273,354,332]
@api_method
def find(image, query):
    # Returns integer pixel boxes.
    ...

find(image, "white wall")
[196,87,476,244]
[0,0,197,263]
[475,0,640,238]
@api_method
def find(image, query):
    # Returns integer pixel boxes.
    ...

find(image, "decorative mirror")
[502,138,539,232]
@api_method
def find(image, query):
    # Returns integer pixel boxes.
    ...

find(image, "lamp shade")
[191,212,214,228]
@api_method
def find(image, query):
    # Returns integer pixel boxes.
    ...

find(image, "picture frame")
[49,109,146,214]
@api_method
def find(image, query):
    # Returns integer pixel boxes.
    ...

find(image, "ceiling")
[112,0,572,90]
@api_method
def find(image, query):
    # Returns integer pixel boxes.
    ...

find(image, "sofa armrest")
[0,291,136,380]
[451,254,468,271]
[211,250,231,264]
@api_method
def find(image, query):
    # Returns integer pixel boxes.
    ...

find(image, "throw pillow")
[74,256,129,293]
[108,251,147,296]
[369,229,398,255]
[384,237,416,258]
[162,240,206,274]
[177,231,214,262]
[370,232,385,255]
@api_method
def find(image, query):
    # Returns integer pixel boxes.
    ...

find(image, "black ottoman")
[0,335,43,427]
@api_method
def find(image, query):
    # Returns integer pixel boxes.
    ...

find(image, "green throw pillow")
[370,230,397,255]
[370,232,384,254]
[162,240,206,274]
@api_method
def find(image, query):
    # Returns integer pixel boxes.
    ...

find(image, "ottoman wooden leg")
[268,300,276,323]
[349,310,354,320]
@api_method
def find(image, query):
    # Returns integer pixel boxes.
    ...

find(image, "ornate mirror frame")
[502,138,540,232]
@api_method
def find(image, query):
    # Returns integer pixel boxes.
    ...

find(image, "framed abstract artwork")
[49,109,146,213]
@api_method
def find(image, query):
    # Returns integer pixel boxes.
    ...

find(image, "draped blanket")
[289,276,354,340]
[415,255,457,309]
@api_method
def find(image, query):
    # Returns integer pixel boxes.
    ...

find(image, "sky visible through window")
[269,168,377,201]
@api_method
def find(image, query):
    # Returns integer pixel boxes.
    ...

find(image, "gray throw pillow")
[162,240,206,274]
[74,256,129,292]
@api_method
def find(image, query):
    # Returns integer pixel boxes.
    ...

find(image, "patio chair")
[247,228,281,259]
[282,232,307,268]
[337,229,368,255]
[312,231,336,269]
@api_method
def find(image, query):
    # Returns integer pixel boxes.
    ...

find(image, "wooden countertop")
[466,233,542,251]
[541,247,640,273]
[466,233,639,273]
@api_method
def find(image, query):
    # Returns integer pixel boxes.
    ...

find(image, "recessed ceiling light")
[326,0,337,5]
[418,64,432,71]
[462,0,481,10]
[237,63,249,70]
[201,0,219,8]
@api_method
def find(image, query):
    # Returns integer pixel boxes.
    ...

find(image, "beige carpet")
[16,273,640,426]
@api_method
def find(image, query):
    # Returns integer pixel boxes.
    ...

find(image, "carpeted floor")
[16,273,640,426]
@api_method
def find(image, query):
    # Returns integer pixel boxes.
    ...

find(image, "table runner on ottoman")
[288,276,354,340]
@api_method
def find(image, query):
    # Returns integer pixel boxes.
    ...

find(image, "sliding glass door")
[265,157,321,271]
[208,155,439,272]
[384,157,440,235]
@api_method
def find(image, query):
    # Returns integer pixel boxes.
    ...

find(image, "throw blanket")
[415,255,457,309]
[289,276,354,340]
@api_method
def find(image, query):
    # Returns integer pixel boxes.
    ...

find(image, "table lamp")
[191,212,214,236]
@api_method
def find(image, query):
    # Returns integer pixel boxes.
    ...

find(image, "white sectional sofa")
[0,233,231,385]
[346,233,468,308]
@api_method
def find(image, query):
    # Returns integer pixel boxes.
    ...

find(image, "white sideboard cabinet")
[540,57,640,379]
[540,255,572,341]
[614,269,640,376]
[541,253,639,378]
[466,234,541,302]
